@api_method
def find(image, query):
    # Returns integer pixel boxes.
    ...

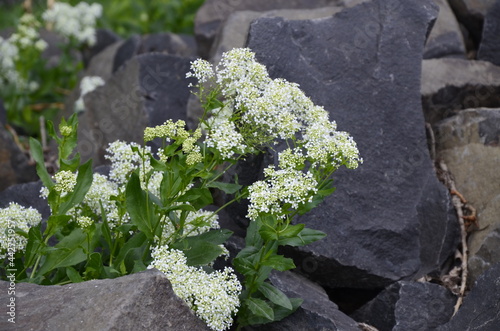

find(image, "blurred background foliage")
[0,0,205,36]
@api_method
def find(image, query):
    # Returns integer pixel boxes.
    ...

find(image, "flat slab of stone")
[435,108,500,283]
[0,269,210,331]
[246,0,458,289]
[421,58,500,124]
[477,0,500,66]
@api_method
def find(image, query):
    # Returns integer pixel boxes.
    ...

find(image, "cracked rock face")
[245,0,458,289]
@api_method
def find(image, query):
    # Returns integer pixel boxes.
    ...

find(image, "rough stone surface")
[352,281,456,331]
[0,126,37,192]
[436,262,500,331]
[194,0,345,58]
[0,181,50,219]
[76,53,194,165]
[246,0,459,289]
[0,269,210,331]
[477,0,500,66]
[421,58,500,125]
[0,98,5,125]
[434,108,500,283]
[82,28,121,67]
[424,0,466,59]
[448,0,498,44]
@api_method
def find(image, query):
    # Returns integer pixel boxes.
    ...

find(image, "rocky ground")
[1,0,500,330]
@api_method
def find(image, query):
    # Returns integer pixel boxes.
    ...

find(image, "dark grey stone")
[0,181,50,220]
[436,262,500,331]
[478,0,500,66]
[194,0,344,58]
[421,58,500,125]
[113,34,141,73]
[246,0,458,289]
[0,98,5,125]
[423,0,466,59]
[352,281,456,331]
[139,33,198,57]
[447,0,497,46]
[76,53,194,165]
[82,28,121,68]
[0,269,210,331]
[0,126,37,192]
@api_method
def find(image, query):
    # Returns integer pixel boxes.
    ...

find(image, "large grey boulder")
[421,58,500,125]
[477,0,500,66]
[448,0,498,44]
[0,269,210,331]
[436,262,500,331]
[0,181,50,219]
[245,0,458,289]
[75,53,194,165]
[352,281,456,331]
[424,0,466,59]
[194,0,345,58]
[434,108,500,284]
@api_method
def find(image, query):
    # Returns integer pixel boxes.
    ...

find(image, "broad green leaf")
[278,224,305,239]
[233,256,256,277]
[44,215,71,238]
[245,297,274,321]
[206,181,242,194]
[126,172,159,239]
[172,239,222,266]
[114,232,148,268]
[261,255,295,272]
[278,228,327,247]
[177,187,212,209]
[190,229,233,245]
[259,227,278,241]
[272,298,303,322]
[58,160,93,215]
[258,282,292,310]
[149,155,168,171]
[66,266,83,283]
[36,228,87,276]
[99,202,112,250]
[84,252,104,279]
[29,137,53,189]
[24,226,43,268]
[245,218,263,248]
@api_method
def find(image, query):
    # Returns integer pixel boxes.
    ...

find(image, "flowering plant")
[1,48,361,330]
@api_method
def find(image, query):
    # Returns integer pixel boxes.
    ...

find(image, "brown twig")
[28,102,64,112]
[439,161,468,315]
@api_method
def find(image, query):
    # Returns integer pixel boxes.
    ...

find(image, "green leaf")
[278,228,327,247]
[126,172,159,239]
[58,160,93,215]
[232,256,256,277]
[258,282,292,310]
[278,224,305,239]
[259,227,278,241]
[149,155,168,172]
[99,202,112,250]
[66,266,83,283]
[171,239,222,266]
[261,255,295,272]
[24,226,43,268]
[85,252,104,279]
[114,232,148,268]
[44,215,71,238]
[29,137,53,189]
[245,297,274,321]
[191,229,233,245]
[272,298,303,322]
[177,187,213,209]
[36,228,87,276]
[245,218,263,248]
[206,181,242,194]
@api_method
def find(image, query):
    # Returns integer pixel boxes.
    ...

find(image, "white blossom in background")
[0,37,23,90]
[42,2,102,47]
[148,247,241,331]
[0,203,42,259]
[74,75,105,112]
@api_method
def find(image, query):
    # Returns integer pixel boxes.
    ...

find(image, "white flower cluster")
[247,165,318,221]
[0,202,42,259]
[42,2,102,46]
[0,14,47,92]
[75,76,105,112]
[187,48,362,168]
[148,247,241,331]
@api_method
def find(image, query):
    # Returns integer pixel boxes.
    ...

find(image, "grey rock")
[0,181,50,220]
[246,0,458,289]
[434,108,500,284]
[352,281,456,331]
[448,0,498,45]
[0,126,37,192]
[194,0,345,58]
[0,269,210,331]
[478,0,500,66]
[76,53,194,165]
[424,0,466,59]
[421,58,500,125]
[436,262,500,331]
[82,28,121,68]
